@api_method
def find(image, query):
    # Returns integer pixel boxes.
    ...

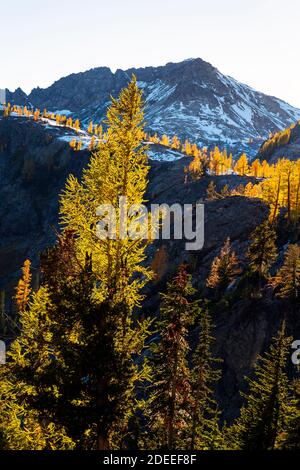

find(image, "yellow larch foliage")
[160,134,170,146]
[250,159,262,178]
[15,259,32,313]
[60,76,153,307]
[74,119,80,132]
[234,153,249,176]
[89,135,96,151]
[171,135,181,150]
[87,121,94,134]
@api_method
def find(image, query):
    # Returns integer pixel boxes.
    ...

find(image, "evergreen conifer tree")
[188,309,223,450]
[279,379,300,449]
[144,266,197,450]
[206,238,241,295]
[247,220,278,285]
[273,244,300,310]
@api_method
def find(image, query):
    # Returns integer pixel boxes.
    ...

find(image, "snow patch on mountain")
[147,148,186,162]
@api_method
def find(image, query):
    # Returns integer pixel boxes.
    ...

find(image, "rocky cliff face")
[145,159,283,420]
[0,117,90,292]
[0,116,266,292]
[7,59,300,154]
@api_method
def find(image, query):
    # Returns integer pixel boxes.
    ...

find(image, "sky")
[1,0,300,106]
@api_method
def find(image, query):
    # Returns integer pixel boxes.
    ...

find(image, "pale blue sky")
[1,0,299,106]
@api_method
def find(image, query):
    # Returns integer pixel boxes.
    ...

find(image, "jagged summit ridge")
[6,58,300,151]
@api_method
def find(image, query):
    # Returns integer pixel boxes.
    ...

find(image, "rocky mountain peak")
[4,58,300,155]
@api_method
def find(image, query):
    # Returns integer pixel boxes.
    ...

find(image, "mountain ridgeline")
[258,120,300,163]
[1,78,300,452]
[6,58,300,154]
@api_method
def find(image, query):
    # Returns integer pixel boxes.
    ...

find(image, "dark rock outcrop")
[0,117,90,291]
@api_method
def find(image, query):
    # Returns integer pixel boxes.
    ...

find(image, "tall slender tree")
[0,78,153,450]
[188,309,223,450]
[15,259,32,313]
[144,266,197,450]
[272,244,300,311]
[247,220,278,285]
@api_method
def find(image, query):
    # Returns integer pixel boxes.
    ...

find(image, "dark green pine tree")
[280,379,300,449]
[247,220,278,286]
[229,323,298,450]
[144,265,198,450]
[188,309,224,450]
[273,243,300,312]
[39,232,152,450]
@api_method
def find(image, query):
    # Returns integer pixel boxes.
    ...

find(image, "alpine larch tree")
[0,77,154,450]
